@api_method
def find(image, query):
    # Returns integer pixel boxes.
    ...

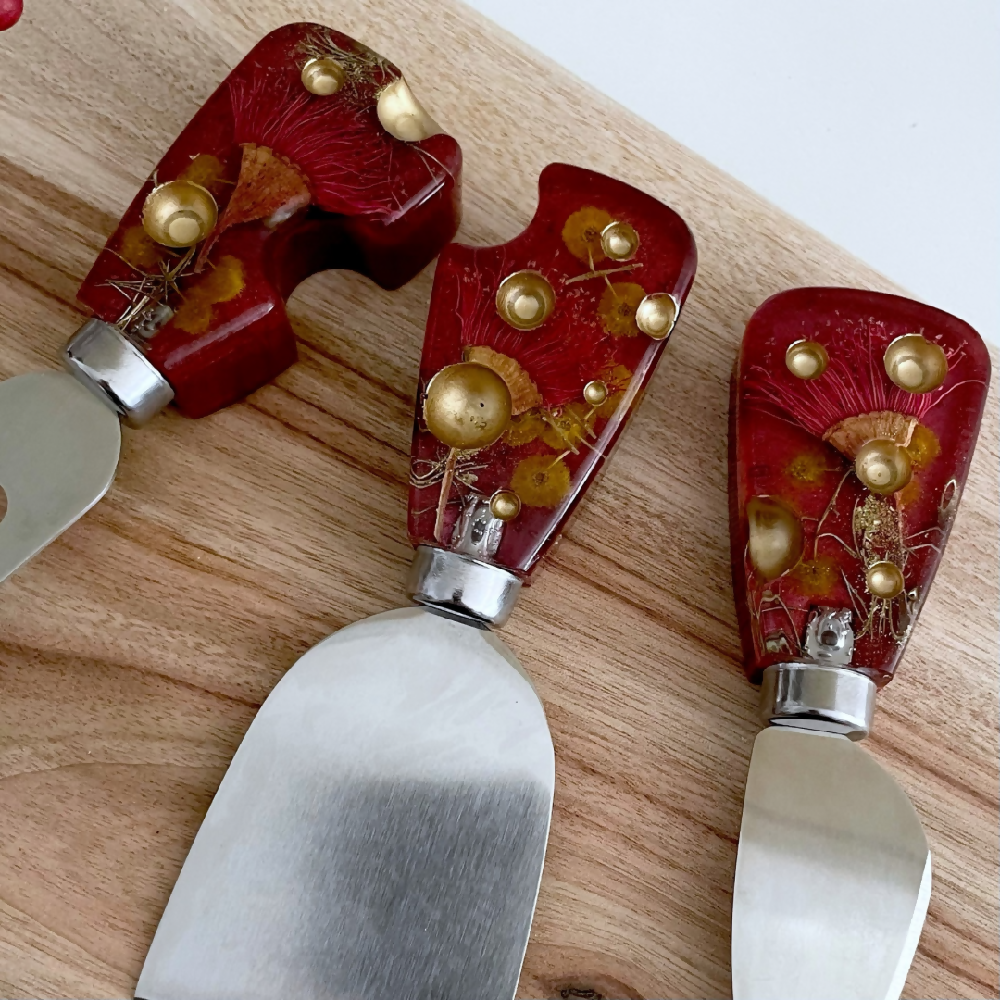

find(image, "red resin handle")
[78,23,461,418]
[730,287,990,685]
[407,163,697,579]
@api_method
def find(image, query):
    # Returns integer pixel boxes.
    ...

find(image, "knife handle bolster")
[760,663,876,739]
[407,545,522,627]
[62,319,174,428]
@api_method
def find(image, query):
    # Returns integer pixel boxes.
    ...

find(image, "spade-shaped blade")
[0,371,120,583]
[135,609,554,1000]
[733,727,931,1000]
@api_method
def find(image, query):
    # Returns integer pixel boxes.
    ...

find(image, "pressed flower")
[788,557,839,596]
[198,144,311,266]
[465,345,543,415]
[505,410,546,447]
[561,206,614,263]
[897,476,921,508]
[119,225,165,271]
[598,282,646,337]
[824,410,916,460]
[592,362,632,419]
[511,454,572,507]
[174,255,245,334]
[785,447,833,485]
[905,423,940,468]
[179,153,229,199]
[597,362,633,391]
[540,403,596,451]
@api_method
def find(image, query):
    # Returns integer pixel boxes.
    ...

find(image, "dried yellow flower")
[540,403,596,451]
[788,557,839,596]
[598,282,646,337]
[179,154,228,199]
[505,410,546,446]
[511,455,572,507]
[119,225,165,270]
[897,476,921,508]
[173,255,245,334]
[593,363,632,419]
[785,448,835,485]
[562,206,614,263]
[905,423,940,468]
[464,345,542,415]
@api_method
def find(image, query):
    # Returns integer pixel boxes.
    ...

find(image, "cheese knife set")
[0,22,990,1000]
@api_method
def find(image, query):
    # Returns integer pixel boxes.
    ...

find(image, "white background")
[465,0,999,344]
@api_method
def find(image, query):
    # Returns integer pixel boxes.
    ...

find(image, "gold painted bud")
[866,560,905,599]
[747,496,804,580]
[600,220,639,261]
[884,333,948,393]
[301,56,346,96]
[489,489,521,522]
[785,340,829,380]
[855,438,912,495]
[583,380,608,406]
[423,362,512,451]
[634,292,678,340]
[377,77,440,141]
[496,270,555,331]
[142,181,218,248]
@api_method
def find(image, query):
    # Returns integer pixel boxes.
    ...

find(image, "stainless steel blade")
[0,370,121,582]
[136,606,554,1000]
[732,726,931,1000]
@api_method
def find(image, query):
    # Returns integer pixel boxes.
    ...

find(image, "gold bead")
[747,496,804,580]
[495,270,556,331]
[489,489,521,522]
[142,180,218,248]
[855,438,912,495]
[866,560,905,599]
[600,220,639,261]
[634,292,678,340]
[583,379,608,405]
[883,333,948,393]
[376,77,440,141]
[423,362,512,451]
[785,340,829,380]
[301,56,346,96]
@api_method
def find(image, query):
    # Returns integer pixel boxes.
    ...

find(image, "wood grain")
[0,2,996,997]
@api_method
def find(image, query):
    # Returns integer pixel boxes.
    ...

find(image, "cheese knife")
[134,162,698,1000]
[0,21,460,583]
[729,287,990,1000]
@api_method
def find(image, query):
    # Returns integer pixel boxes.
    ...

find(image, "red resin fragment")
[78,23,461,417]
[408,163,697,579]
[0,0,22,30]
[730,288,990,685]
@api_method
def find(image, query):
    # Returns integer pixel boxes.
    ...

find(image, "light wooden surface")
[0,2,997,998]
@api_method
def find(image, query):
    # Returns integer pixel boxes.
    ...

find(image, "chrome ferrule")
[760,662,877,740]
[63,319,173,428]
[407,546,521,628]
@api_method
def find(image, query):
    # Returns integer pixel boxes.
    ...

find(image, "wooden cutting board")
[0,2,996,997]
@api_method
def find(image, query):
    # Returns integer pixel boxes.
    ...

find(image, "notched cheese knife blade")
[0,22,461,583]
[135,163,697,1000]
[729,287,990,1000]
